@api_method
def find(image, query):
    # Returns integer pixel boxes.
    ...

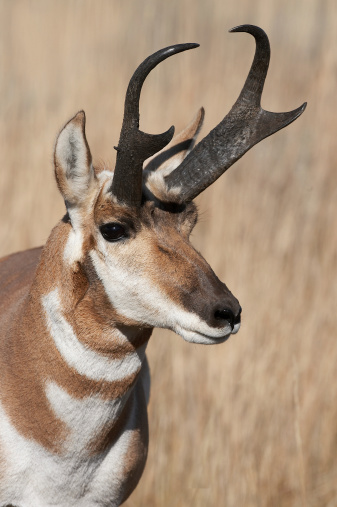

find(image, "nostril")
[214,308,235,329]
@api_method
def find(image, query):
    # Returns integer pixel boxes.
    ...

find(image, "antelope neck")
[1,222,152,455]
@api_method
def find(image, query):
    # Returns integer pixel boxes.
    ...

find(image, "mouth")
[175,322,239,345]
[231,322,241,335]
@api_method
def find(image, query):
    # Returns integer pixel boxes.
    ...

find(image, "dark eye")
[100,223,127,242]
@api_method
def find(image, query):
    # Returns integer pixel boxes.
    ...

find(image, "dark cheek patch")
[150,201,198,238]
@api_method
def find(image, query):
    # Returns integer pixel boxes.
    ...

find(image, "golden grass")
[0,1,336,505]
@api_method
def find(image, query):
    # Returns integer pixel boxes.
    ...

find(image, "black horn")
[111,43,199,207]
[163,25,307,203]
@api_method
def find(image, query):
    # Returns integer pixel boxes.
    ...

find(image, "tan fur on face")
[131,204,219,310]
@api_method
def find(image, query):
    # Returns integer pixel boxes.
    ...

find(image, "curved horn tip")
[176,42,200,50]
[299,102,307,114]
[229,24,268,39]
[286,102,307,122]
[162,43,200,58]
[166,125,176,139]
[289,101,307,122]
[152,124,176,147]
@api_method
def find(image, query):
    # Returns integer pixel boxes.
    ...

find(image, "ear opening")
[54,111,95,209]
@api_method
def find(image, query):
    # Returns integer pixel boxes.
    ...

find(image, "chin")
[175,326,233,345]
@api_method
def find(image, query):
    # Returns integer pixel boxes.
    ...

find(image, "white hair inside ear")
[143,108,204,202]
[54,110,96,209]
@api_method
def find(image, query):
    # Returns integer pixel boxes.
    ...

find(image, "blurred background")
[0,1,336,505]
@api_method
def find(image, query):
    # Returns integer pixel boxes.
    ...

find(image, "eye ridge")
[100,222,127,242]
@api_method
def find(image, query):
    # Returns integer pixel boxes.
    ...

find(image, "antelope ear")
[144,108,204,174]
[143,108,204,202]
[54,111,95,208]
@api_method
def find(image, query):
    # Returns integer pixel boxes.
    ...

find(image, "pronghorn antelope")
[0,25,305,507]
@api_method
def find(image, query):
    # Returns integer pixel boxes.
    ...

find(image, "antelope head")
[54,25,305,346]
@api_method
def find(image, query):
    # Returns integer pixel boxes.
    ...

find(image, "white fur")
[144,169,182,203]
[42,289,147,382]
[45,382,124,454]
[232,322,240,334]
[0,396,135,506]
[143,107,204,203]
[90,242,233,345]
[97,169,114,183]
[63,226,84,264]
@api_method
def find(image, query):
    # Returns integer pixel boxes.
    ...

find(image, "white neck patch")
[42,288,147,382]
[0,397,134,506]
[45,381,126,454]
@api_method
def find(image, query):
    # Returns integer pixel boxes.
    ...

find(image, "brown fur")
[0,169,230,460]
[0,224,151,455]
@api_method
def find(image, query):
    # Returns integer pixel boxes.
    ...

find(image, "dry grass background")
[0,0,336,505]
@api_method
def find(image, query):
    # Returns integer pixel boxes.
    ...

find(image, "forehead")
[91,167,197,228]
[93,173,140,227]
